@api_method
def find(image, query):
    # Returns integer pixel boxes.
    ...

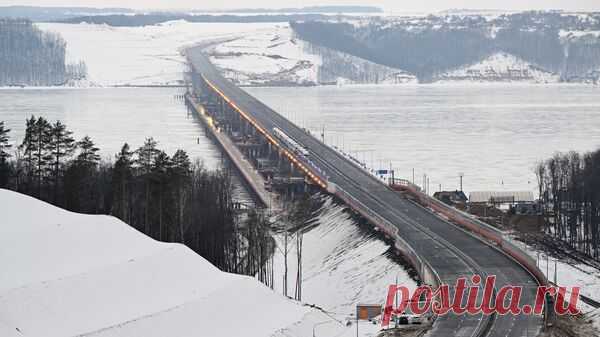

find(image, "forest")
[536,149,600,260]
[0,118,312,292]
[61,13,333,26]
[291,12,600,82]
[0,18,86,86]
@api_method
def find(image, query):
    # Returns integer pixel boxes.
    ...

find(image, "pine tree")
[153,150,172,240]
[111,143,133,222]
[76,136,100,166]
[135,137,160,235]
[19,116,36,189]
[171,149,191,242]
[47,120,76,202]
[20,116,52,198]
[0,121,12,188]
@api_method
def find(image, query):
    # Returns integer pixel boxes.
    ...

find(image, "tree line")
[291,12,600,82]
[0,18,86,86]
[0,117,275,276]
[536,149,600,260]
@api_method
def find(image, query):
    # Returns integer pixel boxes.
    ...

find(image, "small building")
[469,191,534,205]
[433,190,468,206]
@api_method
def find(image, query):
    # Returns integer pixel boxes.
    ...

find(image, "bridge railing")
[327,181,441,297]
[404,187,548,287]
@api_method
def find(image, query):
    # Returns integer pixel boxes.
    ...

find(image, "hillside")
[0,189,316,337]
[291,12,600,83]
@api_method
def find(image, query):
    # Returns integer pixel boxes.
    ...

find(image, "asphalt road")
[187,46,543,337]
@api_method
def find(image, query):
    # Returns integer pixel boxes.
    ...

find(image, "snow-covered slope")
[272,196,417,316]
[0,189,313,337]
[208,23,416,86]
[437,52,560,83]
[207,24,320,86]
[38,21,279,87]
[38,21,414,87]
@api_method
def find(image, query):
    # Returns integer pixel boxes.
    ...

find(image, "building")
[433,190,468,206]
[469,191,534,205]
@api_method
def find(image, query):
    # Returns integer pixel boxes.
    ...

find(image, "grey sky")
[1,0,599,12]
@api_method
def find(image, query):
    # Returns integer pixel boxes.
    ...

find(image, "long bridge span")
[186,45,546,337]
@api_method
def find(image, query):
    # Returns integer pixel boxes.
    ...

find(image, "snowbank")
[0,189,313,337]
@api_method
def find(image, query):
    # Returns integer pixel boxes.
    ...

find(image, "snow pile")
[272,196,417,317]
[0,189,315,337]
[438,52,560,83]
[38,21,280,87]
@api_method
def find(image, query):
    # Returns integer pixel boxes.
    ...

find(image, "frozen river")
[1,84,599,196]
[248,83,600,195]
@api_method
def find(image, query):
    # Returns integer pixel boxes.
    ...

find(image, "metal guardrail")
[422,192,548,286]
[330,182,499,337]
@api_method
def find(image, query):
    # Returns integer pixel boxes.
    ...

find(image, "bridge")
[186,45,546,337]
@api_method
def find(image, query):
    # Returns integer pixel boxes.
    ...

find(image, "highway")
[187,46,543,337]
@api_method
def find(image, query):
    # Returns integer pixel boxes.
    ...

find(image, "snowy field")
[206,24,320,85]
[0,190,323,337]
[0,189,392,337]
[38,21,282,86]
[38,21,410,87]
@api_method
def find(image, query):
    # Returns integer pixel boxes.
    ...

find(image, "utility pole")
[554,258,557,284]
[459,172,464,192]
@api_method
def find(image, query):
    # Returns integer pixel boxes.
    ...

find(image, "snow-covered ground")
[0,189,349,337]
[206,24,320,86]
[207,24,416,86]
[38,21,279,87]
[37,21,415,87]
[0,189,398,337]
[272,196,417,318]
[506,234,600,330]
[437,52,560,83]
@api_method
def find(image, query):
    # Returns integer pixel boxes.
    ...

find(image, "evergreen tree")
[0,121,12,188]
[47,120,76,202]
[171,149,192,242]
[19,116,36,189]
[152,150,172,240]
[19,116,52,197]
[136,137,160,234]
[76,135,100,166]
[111,143,133,222]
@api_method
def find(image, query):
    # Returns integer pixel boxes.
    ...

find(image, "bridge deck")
[186,46,542,337]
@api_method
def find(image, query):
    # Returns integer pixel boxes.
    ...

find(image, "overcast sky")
[1,0,599,12]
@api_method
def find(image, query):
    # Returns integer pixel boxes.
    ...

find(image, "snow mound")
[0,189,311,337]
[438,52,560,83]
